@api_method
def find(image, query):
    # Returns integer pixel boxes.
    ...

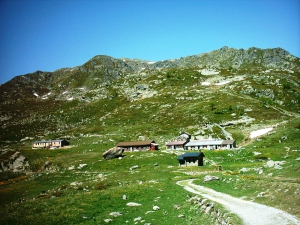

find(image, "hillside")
[0,46,300,224]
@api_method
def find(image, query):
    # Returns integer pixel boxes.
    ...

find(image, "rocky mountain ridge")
[0,46,299,147]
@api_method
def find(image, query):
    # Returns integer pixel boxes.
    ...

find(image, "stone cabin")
[116,140,159,152]
[32,139,69,149]
[178,152,205,167]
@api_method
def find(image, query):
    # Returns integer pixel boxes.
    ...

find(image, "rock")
[296,157,300,161]
[122,195,127,200]
[109,212,122,217]
[103,147,124,160]
[0,150,30,172]
[274,164,282,169]
[77,164,87,169]
[257,192,267,197]
[205,206,213,214]
[239,167,249,173]
[204,175,220,182]
[178,214,185,218]
[130,165,139,170]
[104,218,113,223]
[173,204,181,210]
[153,206,160,211]
[126,202,141,207]
[266,160,275,167]
[68,165,75,170]
[133,216,142,222]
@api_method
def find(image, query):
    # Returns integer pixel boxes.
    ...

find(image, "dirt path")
[177,179,300,225]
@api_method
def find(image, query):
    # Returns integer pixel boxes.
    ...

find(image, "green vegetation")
[0,48,300,224]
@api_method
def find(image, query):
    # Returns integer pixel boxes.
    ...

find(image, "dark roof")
[177,152,204,160]
[116,140,156,147]
[183,152,201,157]
[166,141,186,146]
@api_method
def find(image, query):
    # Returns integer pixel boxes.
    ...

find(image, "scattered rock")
[133,216,142,222]
[204,175,220,182]
[0,150,30,172]
[240,167,249,173]
[104,218,113,223]
[173,204,181,210]
[274,164,282,170]
[257,192,267,197]
[77,164,87,169]
[130,165,139,171]
[153,206,160,211]
[109,212,122,217]
[126,202,141,207]
[68,165,75,170]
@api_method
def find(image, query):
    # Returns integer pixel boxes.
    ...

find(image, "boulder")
[203,175,220,182]
[0,150,30,172]
[130,165,139,170]
[153,206,160,211]
[126,202,141,207]
[103,147,124,160]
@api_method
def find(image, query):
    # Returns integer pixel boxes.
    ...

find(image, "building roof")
[183,152,201,157]
[166,141,186,146]
[34,139,66,143]
[178,152,204,160]
[222,140,236,144]
[116,140,156,147]
[185,139,226,147]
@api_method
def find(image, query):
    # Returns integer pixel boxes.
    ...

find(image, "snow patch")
[147,61,155,64]
[33,93,39,97]
[250,128,273,139]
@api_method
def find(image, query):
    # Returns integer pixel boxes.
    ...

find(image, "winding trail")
[177,179,300,225]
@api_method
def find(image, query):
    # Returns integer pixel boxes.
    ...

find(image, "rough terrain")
[177,179,300,225]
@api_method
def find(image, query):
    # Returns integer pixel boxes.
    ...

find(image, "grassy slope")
[0,118,299,224]
[0,65,300,224]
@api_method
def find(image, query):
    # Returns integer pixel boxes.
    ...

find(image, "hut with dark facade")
[178,152,205,167]
[116,140,159,152]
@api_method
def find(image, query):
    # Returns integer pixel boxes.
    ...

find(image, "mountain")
[0,46,299,145]
[1,46,300,224]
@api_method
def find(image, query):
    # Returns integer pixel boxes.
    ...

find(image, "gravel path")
[177,179,300,225]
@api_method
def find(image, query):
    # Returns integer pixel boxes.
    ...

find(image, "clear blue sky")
[1,0,299,84]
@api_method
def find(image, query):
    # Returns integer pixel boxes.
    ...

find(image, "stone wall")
[187,195,235,225]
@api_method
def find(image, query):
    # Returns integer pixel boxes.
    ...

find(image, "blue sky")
[1,0,299,84]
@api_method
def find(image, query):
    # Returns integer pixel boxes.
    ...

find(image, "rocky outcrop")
[103,147,124,160]
[0,150,30,172]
